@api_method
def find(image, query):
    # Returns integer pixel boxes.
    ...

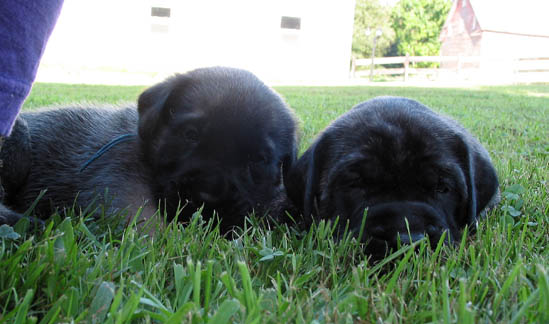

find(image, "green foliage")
[352,0,396,59]
[391,0,451,58]
[0,82,547,322]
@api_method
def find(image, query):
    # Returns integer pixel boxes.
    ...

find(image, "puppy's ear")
[284,137,328,220]
[281,146,298,180]
[137,76,178,141]
[454,135,499,226]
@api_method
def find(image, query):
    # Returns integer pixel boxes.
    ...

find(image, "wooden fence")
[350,55,549,82]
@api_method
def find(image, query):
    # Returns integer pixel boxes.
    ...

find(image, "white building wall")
[478,32,549,83]
[480,32,549,59]
[38,0,356,85]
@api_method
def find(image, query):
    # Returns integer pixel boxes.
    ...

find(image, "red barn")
[439,0,549,81]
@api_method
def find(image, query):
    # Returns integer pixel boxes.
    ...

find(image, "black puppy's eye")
[182,128,199,142]
[436,186,449,194]
[435,179,450,194]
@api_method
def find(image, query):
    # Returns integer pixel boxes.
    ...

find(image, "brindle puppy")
[0,67,298,233]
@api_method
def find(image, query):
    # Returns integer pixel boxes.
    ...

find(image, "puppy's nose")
[187,170,229,204]
[366,202,447,246]
[396,232,425,245]
[197,191,221,204]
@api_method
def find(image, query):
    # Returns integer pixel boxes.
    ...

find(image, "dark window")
[151,7,171,18]
[280,16,301,30]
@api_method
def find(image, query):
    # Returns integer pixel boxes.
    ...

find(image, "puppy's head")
[286,97,499,260]
[137,67,298,232]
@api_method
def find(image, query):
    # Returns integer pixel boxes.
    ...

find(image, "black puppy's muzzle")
[363,201,451,254]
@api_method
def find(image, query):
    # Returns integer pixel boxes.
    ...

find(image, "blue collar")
[80,134,137,172]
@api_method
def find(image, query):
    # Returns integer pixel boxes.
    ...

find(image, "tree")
[352,0,395,59]
[391,0,451,58]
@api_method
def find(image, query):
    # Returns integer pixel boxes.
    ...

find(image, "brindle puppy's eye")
[252,154,271,166]
[247,154,271,173]
[259,155,269,165]
[346,172,363,188]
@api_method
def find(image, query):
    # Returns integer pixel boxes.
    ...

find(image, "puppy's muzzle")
[182,167,258,211]
[183,169,229,205]
[364,201,450,249]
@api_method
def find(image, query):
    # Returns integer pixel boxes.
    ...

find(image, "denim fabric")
[0,0,63,136]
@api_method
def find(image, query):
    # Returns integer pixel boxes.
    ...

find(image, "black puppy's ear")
[281,145,298,181]
[454,135,499,226]
[137,76,179,140]
[284,137,328,220]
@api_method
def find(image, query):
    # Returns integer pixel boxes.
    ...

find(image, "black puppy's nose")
[365,202,447,247]
[396,232,425,245]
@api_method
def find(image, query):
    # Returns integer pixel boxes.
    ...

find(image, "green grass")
[1,82,548,323]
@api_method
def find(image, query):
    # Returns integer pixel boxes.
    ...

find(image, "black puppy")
[285,96,499,260]
[0,67,298,233]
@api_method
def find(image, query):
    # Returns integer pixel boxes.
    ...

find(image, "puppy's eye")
[436,186,449,194]
[251,154,270,165]
[435,181,450,194]
[346,172,364,188]
[182,128,199,142]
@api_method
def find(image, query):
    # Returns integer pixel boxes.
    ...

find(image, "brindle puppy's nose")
[187,168,229,205]
[197,191,221,204]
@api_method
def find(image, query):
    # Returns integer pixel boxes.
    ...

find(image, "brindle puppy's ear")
[453,134,499,227]
[137,75,181,141]
[284,136,329,222]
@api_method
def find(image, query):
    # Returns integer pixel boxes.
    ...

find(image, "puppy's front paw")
[0,203,44,230]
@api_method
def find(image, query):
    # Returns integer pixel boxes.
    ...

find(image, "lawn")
[1,82,548,323]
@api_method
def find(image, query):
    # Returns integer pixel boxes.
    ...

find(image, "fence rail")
[351,55,549,82]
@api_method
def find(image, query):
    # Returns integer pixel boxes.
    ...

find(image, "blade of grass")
[207,299,240,324]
